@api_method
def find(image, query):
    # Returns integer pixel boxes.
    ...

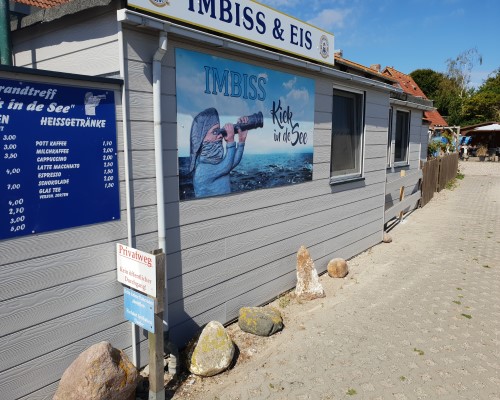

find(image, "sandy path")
[169,160,500,400]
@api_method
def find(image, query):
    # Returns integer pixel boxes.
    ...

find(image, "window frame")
[387,107,393,167]
[388,108,411,167]
[329,87,366,184]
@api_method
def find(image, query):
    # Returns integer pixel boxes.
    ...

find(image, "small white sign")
[116,243,156,297]
[127,0,334,66]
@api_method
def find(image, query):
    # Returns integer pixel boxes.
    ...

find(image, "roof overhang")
[10,0,113,30]
[389,91,434,111]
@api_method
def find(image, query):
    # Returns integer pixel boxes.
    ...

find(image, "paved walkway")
[172,160,500,400]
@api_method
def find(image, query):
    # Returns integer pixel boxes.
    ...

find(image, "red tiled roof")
[424,109,447,128]
[382,66,428,98]
[382,66,448,128]
[334,55,397,83]
[13,0,72,9]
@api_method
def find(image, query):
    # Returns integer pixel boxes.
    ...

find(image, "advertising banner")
[176,48,315,200]
[0,77,119,241]
[127,0,334,66]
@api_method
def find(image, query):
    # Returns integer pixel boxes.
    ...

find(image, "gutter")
[390,97,435,111]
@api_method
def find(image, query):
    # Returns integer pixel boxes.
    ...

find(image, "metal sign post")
[148,249,165,400]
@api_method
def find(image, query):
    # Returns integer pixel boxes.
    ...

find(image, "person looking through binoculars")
[188,107,251,198]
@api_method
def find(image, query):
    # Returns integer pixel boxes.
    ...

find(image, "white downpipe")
[153,33,168,286]
[117,20,138,367]
[153,32,181,378]
[153,31,179,377]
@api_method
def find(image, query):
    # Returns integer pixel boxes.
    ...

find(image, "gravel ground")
[165,159,500,400]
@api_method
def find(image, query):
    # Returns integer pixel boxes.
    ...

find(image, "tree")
[409,68,459,123]
[462,68,500,124]
[477,68,500,95]
[461,91,500,124]
[409,68,445,99]
[439,47,483,125]
[445,47,482,100]
[411,49,495,126]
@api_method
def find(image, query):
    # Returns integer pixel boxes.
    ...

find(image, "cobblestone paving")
[176,160,500,400]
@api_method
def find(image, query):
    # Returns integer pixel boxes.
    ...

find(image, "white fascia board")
[390,98,435,111]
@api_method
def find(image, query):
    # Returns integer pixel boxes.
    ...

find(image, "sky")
[257,0,499,88]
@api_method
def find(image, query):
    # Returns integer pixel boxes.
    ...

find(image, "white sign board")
[127,0,335,66]
[116,243,156,297]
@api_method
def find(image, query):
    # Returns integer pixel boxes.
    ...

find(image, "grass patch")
[278,294,291,309]
[461,314,472,319]
[399,376,407,381]
[413,348,425,356]
[452,300,461,305]
[456,287,462,291]
[445,178,458,190]
[347,388,357,396]
[483,265,491,268]
[456,172,465,180]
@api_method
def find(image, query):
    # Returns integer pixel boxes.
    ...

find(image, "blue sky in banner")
[176,49,315,156]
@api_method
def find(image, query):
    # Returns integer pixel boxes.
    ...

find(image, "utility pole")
[0,0,12,65]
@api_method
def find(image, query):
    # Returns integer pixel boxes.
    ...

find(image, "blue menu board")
[0,78,120,240]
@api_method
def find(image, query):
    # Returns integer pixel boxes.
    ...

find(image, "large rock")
[187,321,235,377]
[327,258,349,278]
[295,245,325,300]
[238,307,284,336]
[53,341,139,400]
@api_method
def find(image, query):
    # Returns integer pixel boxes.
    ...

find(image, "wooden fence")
[384,170,422,224]
[421,153,459,207]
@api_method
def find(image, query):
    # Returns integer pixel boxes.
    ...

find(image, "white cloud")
[307,8,352,31]
[283,77,297,90]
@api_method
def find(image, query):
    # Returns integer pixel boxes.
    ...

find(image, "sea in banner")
[179,153,313,200]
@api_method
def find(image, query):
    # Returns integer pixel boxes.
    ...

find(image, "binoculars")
[214,111,264,137]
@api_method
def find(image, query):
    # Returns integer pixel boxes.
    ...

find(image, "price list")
[0,78,120,241]
[3,132,27,235]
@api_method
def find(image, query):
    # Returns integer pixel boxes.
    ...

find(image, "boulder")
[187,321,235,377]
[53,341,139,400]
[295,245,325,300]
[383,232,392,243]
[238,307,283,336]
[327,258,349,278]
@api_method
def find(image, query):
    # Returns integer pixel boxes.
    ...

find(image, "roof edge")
[11,0,115,30]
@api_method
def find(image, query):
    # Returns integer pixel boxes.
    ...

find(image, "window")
[393,110,410,164]
[387,107,393,166]
[330,89,364,182]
